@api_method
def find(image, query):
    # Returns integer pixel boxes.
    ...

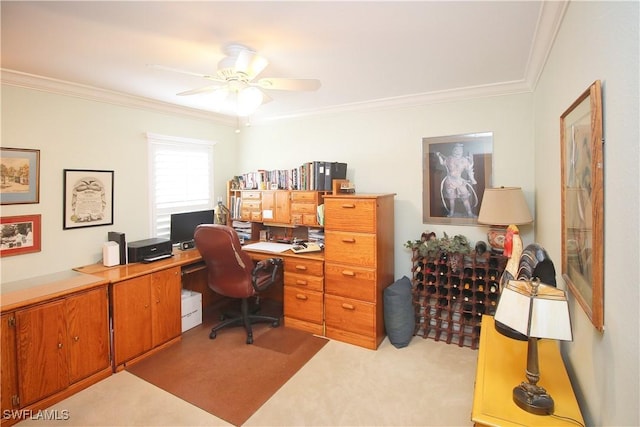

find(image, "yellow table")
[472,316,584,426]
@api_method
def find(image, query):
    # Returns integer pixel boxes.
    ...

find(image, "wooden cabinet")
[1,282,110,425]
[291,191,322,226]
[230,183,326,228]
[240,190,262,222]
[111,266,181,369]
[262,190,291,224]
[283,256,325,335]
[472,316,584,426]
[323,194,395,349]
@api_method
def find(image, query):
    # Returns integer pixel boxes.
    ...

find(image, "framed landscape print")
[1,214,41,257]
[0,147,40,205]
[63,169,114,229]
[422,132,493,225]
[560,80,604,332]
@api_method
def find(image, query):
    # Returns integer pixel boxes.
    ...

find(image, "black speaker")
[180,240,195,250]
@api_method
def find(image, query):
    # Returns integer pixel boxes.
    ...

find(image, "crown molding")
[524,0,569,90]
[1,69,236,126]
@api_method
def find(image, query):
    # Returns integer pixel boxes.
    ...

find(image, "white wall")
[238,93,535,285]
[1,85,238,283]
[533,1,639,426]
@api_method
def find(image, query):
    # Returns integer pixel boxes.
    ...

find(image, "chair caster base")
[271,319,280,328]
[209,330,217,339]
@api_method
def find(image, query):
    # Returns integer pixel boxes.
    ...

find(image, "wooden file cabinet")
[283,255,325,335]
[323,194,395,350]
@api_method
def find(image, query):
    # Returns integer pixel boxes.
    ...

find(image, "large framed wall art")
[0,147,40,205]
[560,80,604,332]
[63,169,114,229]
[422,132,493,225]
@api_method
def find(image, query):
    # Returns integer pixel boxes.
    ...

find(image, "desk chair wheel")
[272,319,280,327]
[209,330,217,339]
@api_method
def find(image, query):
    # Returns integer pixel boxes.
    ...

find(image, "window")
[147,133,216,240]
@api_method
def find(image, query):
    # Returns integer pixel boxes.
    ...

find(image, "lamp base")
[486,226,507,253]
[513,382,554,415]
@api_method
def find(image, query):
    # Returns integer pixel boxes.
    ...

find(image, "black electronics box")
[127,238,173,263]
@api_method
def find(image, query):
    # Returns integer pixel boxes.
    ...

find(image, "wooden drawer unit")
[291,191,322,226]
[283,256,325,335]
[240,190,262,221]
[323,194,395,350]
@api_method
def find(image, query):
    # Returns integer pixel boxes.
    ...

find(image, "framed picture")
[422,132,493,225]
[1,214,42,257]
[560,80,604,332]
[63,169,114,229]
[1,148,40,205]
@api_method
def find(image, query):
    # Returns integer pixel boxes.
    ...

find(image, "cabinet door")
[16,300,69,406]
[262,190,291,223]
[66,287,110,383]
[151,266,182,347]
[1,313,18,412]
[112,275,152,365]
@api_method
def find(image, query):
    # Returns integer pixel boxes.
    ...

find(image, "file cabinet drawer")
[284,272,323,292]
[291,202,316,214]
[291,191,318,203]
[324,294,375,336]
[324,263,376,302]
[284,258,324,277]
[284,287,324,324]
[242,190,261,200]
[324,198,376,233]
[324,231,376,267]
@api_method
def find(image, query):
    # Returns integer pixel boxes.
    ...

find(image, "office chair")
[194,224,283,344]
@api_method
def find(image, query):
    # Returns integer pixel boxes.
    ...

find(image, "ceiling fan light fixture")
[236,86,264,117]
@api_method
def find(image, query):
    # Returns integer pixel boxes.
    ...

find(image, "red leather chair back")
[194,224,257,299]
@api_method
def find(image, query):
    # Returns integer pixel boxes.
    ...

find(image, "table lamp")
[494,278,573,415]
[477,187,533,252]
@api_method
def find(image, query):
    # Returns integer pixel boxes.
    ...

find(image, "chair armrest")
[251,258,283,292]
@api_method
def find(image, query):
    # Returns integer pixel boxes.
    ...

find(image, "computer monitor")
[169,209,215,245]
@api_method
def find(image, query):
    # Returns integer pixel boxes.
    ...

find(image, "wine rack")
[411,249,507,349]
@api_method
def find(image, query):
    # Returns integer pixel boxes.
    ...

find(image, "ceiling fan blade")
[234,50,269,81]
[256,78,321,92]
[177,85,225,96]
[148,64,226,83]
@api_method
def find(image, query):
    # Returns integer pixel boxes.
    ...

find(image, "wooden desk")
[472,316,584,426]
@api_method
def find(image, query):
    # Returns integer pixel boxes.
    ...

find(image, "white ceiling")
[1,1,567,125]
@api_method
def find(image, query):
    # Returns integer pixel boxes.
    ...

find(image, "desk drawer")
[325,263,376,302]
[284,258,324,277]
[284,272,323,292]
[324,294,375,336]
[324,231,376,267]
[284,287,323,324]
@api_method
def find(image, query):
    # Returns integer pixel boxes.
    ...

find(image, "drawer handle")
[341,303,355,310]
[341,204,356,209]
[342,270,355,276]
[296,294,308,301]
[73,336,80,342]
[296,280,308,286]
[295,265,308,271]
[58,343,63,349]
[341,238,356,243]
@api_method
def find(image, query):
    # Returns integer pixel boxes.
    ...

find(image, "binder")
[331,162,347,181]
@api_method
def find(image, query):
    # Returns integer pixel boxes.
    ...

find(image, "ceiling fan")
[151,44,321,116]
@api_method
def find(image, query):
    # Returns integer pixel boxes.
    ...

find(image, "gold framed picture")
[560,80,604,332]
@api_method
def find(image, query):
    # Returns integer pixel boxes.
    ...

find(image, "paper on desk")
[242,242,294,253]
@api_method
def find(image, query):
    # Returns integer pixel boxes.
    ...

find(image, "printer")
[127,237,173,263]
